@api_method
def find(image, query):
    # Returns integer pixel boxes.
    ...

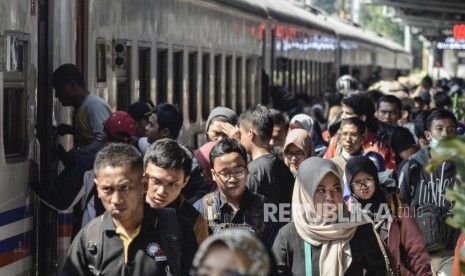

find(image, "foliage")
[360,5,404,44]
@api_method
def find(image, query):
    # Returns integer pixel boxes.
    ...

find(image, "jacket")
[272,222,387,275]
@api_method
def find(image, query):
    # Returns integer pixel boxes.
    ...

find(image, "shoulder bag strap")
[304,241,312,276]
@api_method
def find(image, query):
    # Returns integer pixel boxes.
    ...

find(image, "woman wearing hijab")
[290,114,327,155]
[272,157,387,275]
[191,229,271,276]
[346,156,432,276]
[283,129,314,175]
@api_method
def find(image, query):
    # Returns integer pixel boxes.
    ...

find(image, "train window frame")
[1,32,30,163]
[225,55,233,108]
[214,53,222,107]
[115,40,131,111]
[172,47,183,108]
[95,39,107,83]
[188,50,198,123]
[156,44,168,104]
[201,51,211,120]
[245,57,253,109]
[235,55,243,114]
[138,42,151,102]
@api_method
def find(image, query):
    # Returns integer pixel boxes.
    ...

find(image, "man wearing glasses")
[194,138,281,249]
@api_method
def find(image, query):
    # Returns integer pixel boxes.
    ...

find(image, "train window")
[245,57,253,108]
[236,56,243,114]
[138,46,151,102]
[157,48,168,104]
[287,59,292,92]
[299,60,305,94]
[3,34,28,161]
[201,53,210,120]
[294,59,299,94]
[117,44,131,111]
[188,52,198,122]
[225,55,232,108]
[304,60,310,95]
[96,42,106,83]
[214,54,222,107]
[172,50,183,107]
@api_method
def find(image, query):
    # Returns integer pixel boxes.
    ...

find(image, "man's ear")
[360,114,367,122]
[160,128,170,139]
[182,176,190,188]
[424,130,432,141]
[248,128,256,141]
[211,169,218,183]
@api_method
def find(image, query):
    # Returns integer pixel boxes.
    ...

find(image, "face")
[54,83,74,106]
[146,114,163,143]
[313,172,343,218]
[339,124,364,155]
[144,163,189,208]
[425,118,456,142]
[351,171,376,200]
[284,144,306,173]
[341,104,356,120]
[95,165,145,225]
[377,102,400,125]
[207,121,227,142]
[270,123,287,148]
[195,243,238,276]
[211,152,247,201]
[135,118,149,137]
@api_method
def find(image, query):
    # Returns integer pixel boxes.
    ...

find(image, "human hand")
[222,122,240,140]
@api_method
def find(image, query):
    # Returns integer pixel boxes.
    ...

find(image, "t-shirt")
[247,153,295,205]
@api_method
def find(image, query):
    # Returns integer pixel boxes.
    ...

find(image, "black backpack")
[83,208,182,276]
[404,154,448,251]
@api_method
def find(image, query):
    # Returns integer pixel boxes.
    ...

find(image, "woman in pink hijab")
[283,129,314,175]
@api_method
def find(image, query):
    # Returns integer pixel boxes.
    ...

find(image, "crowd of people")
[30,64,465,275]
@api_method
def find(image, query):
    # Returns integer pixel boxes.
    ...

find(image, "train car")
[0,0,412,275]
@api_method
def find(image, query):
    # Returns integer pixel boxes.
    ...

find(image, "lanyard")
[304,241,312,276]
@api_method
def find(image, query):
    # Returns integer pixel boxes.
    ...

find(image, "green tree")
[360,5,404,44]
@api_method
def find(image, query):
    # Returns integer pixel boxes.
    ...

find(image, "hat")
[205,107,237,131]
[103,111,136,143]
[390,126,416,154]
[127,101,153,122]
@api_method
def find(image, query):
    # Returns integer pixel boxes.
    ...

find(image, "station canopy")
[364,0,465,42]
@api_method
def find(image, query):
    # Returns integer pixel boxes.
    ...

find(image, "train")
[0,0,411,275]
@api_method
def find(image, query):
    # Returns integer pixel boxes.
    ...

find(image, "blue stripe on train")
[57,212,73,225]
[0,205,32,228]
[0,231,32,255]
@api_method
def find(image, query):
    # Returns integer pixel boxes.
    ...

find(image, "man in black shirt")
[238,105,294,205]
[61,143,197,276]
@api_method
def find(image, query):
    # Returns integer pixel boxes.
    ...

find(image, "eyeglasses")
[351,178,376,189]
[284,150,305,159]
[214,167,247,182]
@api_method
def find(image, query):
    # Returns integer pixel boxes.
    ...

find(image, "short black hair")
[378,95,402,113]
[270,108,288,127]
[94,143,143,175]
[414,110,431,140]
[341,92,377,132]
[144,138,192,177]
[433,92,452,109]
[239,105,274,141]
[340,117,366,136]
[152,103,184,139]
[210,138,248,167]
[52,64,86,89]
[426,109,457,131]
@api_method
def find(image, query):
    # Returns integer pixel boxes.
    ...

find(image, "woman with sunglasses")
[345,156,432,276]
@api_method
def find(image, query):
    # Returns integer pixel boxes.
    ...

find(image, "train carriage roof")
[213,0,268,17]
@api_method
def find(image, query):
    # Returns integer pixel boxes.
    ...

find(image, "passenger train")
[0,0,411,274]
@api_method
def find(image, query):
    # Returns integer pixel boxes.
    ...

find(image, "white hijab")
[292,157,367,276]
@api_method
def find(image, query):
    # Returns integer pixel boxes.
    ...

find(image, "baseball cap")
[103,111,136,143]
[127,101,153,122]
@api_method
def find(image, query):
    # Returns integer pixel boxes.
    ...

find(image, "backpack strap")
[155,208,182,276]
[389,192,403,218]
[202,192,219,224]
[83,215,104,276]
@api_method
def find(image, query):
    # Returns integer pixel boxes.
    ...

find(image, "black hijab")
[345,155,388,218]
